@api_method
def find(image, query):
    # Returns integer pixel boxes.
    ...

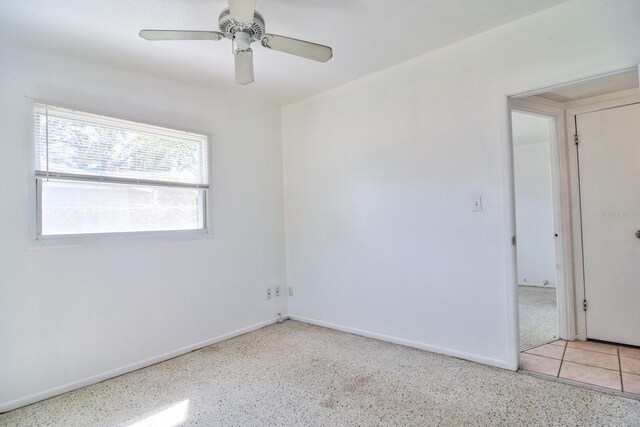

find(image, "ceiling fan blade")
[228,0,256,25]
[235,50,254,85]
[139,30,224,41]
[261,34,332,63]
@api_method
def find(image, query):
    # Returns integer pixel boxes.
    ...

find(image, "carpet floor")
[519,285,559,351]
[1,320,639,426]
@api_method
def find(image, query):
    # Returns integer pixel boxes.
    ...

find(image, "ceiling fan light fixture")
[233,31,252,53]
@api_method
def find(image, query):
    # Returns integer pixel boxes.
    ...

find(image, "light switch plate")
[472,196,483,212]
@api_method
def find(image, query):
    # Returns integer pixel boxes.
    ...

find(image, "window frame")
[31,102,212,241]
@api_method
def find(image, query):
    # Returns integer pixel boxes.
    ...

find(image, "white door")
[577,102,640,346]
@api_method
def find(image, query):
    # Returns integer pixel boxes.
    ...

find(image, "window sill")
[30,228,210,249]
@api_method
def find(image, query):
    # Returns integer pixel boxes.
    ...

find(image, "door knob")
[636,230,640,239]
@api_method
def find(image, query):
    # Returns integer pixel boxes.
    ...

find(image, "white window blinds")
[34,104,209,188]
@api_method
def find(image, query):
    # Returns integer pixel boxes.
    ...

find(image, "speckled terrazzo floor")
[519,285,559,351]
[2,321,640,426]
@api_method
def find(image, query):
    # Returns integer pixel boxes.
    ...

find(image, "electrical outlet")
[288,286,293,297]
[266,288,272,300]
[275,286,280,297]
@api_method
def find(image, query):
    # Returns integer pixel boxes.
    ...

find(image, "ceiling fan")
[139,0,333,85]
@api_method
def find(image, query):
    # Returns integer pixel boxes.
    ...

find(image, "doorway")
[509,68,640,394]
[511,110,560,351]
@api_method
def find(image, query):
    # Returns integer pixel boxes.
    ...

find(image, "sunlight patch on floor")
[127,399,190,427]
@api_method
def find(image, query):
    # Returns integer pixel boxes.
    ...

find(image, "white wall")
[282,0,640,369]
[513,114,557,287]
[0,49,287,411]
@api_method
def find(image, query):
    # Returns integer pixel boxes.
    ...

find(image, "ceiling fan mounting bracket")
[218,8,265,42]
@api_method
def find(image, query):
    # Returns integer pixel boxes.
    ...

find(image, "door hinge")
[583,299,587,311]
[512,235,517,246]
[574,134,579,145]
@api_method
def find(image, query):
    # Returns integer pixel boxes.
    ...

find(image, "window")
[34,104,209,237]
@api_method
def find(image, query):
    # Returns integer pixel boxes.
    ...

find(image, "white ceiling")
[0,0,570,106]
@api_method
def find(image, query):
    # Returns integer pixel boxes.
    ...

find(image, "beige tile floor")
[520,339,640,396]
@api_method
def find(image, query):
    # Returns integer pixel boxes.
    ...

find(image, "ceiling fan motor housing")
[218,7,265,42]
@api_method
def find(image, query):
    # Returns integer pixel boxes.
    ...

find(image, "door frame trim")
[565,91,640,340]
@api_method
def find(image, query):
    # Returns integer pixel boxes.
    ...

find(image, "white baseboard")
[0,317,279,414]
[2,315,513,413]
[288,315,512,371]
